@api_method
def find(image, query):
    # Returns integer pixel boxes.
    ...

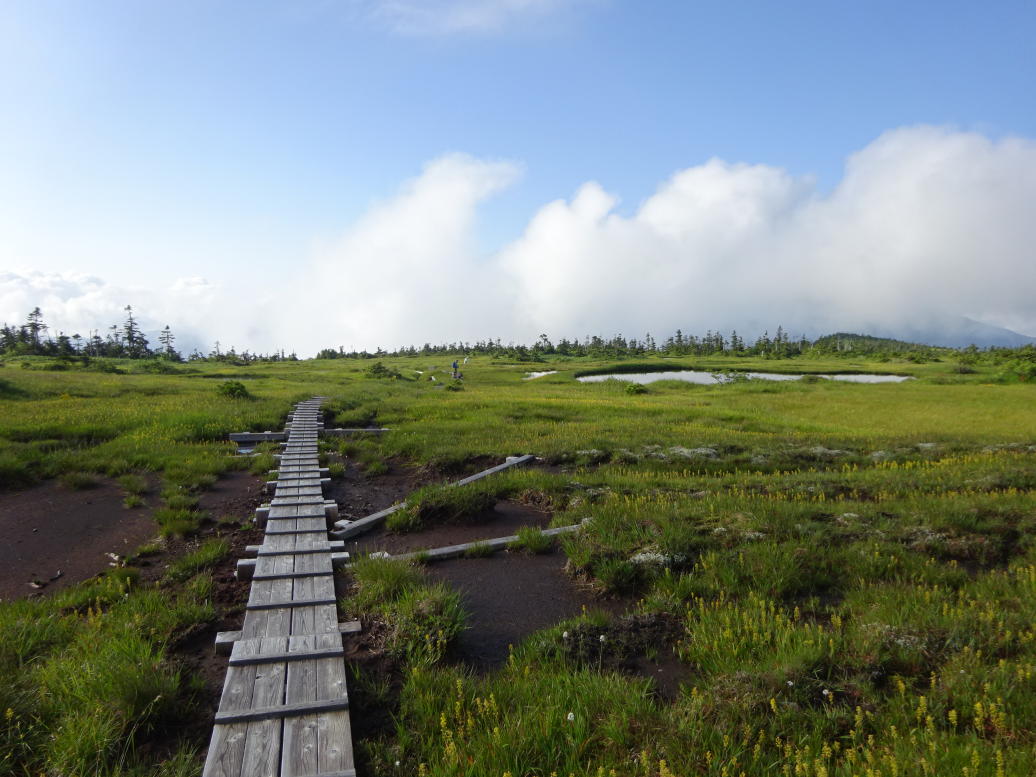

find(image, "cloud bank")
[3,126,1035,355]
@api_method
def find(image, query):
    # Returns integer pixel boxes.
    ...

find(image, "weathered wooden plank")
[248,597,337,611]
[269,504,328,518]
[271,478,324,488]
[282,633,354,777]
[238,635,288,777]
[256,543,343,556]
[272,496,328,506]
[274,487,325,498]
[203,634,269,777]
[291,576,338,637]
[216,697,349,724]
[230,646,344,666]
[201,723,249,777]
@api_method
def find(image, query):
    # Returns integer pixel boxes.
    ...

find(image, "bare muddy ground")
[0,478,158,601]
[427,550,626,670]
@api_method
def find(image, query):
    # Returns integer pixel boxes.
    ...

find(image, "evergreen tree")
[24,307,47,349]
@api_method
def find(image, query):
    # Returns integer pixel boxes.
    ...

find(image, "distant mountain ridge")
[846,317,1034,349]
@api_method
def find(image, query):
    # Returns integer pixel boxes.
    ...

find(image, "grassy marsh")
[0,349,1033,775]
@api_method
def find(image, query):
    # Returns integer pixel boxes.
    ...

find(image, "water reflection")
[576,370,911,385]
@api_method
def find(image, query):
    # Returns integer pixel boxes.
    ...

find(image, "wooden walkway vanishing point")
[204,398,356,777]
[207,401,552,776]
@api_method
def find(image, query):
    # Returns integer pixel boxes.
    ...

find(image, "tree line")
[0,307,297,364]
[316,327,954,361]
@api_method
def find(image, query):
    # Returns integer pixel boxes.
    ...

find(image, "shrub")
[217,380,251,399]
[365,361,401,380]
[624,382,647,395]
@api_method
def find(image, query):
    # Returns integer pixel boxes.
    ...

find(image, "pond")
[576,370,911,385]
[524,371,559,380]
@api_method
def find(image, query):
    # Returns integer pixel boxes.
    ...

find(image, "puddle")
[426,551,626,670]
[524,371,559,380]
[577,370,911,385]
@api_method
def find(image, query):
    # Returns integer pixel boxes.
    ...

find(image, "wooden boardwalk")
[204,398,356,777]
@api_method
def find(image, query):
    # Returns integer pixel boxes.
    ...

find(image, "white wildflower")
[567,712,575,722]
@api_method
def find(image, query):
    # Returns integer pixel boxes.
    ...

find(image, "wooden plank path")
[204,398,357,777]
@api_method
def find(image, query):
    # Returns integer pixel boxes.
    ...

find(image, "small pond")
[524,371,559,380]
[576,370,911,385]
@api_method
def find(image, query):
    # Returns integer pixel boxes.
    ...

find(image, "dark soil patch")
[0,468,268,766]
[0,478,158,601]
[324,458,429,522]
[425,551,627,671]
[563,613,691,700]
[131,471,266,764]
[346,501,553,556]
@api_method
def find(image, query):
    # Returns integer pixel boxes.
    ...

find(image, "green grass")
[0,570,215,776]
[1,350,1035,775]
[387,481,499,532]
[344,556,466,665]
[58,470,99,490]
[164,539,230,583]
[507,525,554,554]
[462,540,495,558]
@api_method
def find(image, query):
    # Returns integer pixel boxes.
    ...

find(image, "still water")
[576,371,911,385]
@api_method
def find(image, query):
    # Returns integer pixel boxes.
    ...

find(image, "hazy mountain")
[868,317,1036,349]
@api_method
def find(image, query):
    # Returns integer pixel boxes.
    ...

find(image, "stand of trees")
[316,326,863,361]
[0,307,298,364]
[1,306,181,360]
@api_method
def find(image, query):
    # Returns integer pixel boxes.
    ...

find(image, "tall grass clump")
[387,481,499,532]
[164,539,229,583]
[345,556,466,665]
[508,525,554,554]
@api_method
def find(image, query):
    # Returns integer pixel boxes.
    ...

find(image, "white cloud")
[499,126,1036,341]
[0,271,277,355]
[367,0,578,35]
[5,126,1035,355]
[289,152,522,351]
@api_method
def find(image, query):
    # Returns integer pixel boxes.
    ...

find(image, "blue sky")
[1,1,1035,352]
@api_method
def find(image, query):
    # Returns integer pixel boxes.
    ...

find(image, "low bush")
[217,380,252,399]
